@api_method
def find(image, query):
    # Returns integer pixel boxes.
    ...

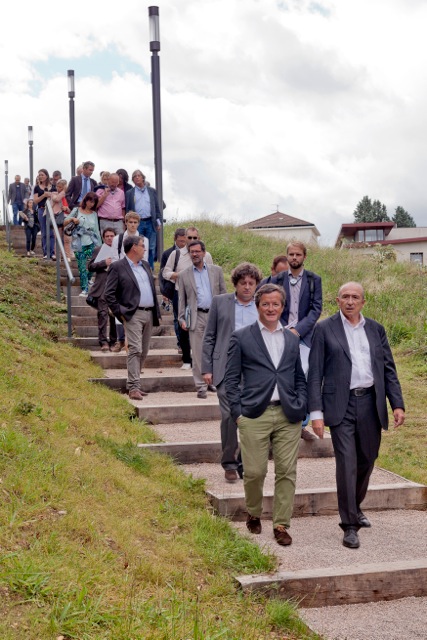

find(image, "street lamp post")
[28,126,34,185]
[149,5,164,258]
[68,70,76,178]
[4,160,9,198]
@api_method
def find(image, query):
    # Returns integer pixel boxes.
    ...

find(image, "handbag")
[64,221,77,236]
[56,211,65,226]
[86,295,98,309]
[159,248,180,300]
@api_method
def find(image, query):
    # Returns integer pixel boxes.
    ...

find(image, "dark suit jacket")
[225,322,307,423]
[160,245,175,270]
[307,312,404,429]
[88,247,111,299]
[8,182,25,204]
[271,270,322,348]
[104,257,161,325]
[66,176,97,208]
[125,186,161,226]
[201,293,236,386]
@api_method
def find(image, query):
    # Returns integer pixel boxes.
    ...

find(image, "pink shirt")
[96,188,125,220]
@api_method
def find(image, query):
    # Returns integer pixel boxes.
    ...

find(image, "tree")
[353,196,390,222]
[392,206,416,228]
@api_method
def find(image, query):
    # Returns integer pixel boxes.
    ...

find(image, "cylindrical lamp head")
[67,70,75,98]
[149,6,160,52]
[5,160,8,173]
[28,125,33,144]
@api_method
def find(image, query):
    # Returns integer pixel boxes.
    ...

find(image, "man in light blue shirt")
[125,170,162,270]
[201,263,262,482]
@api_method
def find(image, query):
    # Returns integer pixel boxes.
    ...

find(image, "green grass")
[0,225,426,638]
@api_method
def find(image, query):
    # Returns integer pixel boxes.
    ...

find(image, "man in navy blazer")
[225,284,307,546]
[8,175,26,225]
[66,161,97,209]
[270,241,322,440]
[105,236,161,400]
[125,170,162,270]
[308,282,405,549]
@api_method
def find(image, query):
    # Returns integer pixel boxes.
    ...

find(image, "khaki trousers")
[189,312,208,391]
[238,404,301,528]
[125,309,153,391]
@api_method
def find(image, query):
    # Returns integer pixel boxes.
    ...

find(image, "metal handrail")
[2,190,12,251]
[45,200,75,338]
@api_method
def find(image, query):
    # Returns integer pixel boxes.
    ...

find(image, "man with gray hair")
[105,236,161,400]
[308,281,405,549]
[96,173,125,235]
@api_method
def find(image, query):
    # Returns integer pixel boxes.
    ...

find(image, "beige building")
[241,211,320,245]
[335,222,427,265]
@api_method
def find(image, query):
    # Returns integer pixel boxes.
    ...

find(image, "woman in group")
[20,198,38,256]
[64,192,101,296]
[33,169,55,260]
[116,168,132,195]
[51,179,72,262]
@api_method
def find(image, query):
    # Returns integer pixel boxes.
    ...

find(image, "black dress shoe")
[357,511,371,528]
[343,528,360,548]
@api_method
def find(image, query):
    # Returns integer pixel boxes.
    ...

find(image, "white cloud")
[1,0,427,243]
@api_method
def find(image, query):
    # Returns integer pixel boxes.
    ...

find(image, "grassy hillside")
[0,224,426,639]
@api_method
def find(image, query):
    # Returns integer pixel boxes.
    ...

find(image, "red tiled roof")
[241,211,316,230]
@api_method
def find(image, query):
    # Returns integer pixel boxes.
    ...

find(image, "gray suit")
[201,293,241,470]
[308,312,405,529]
[178,264,226,392]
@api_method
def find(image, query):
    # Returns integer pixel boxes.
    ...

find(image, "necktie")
[82,177,88,197]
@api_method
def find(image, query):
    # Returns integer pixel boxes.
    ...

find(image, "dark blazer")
[225,322,307,423]
[308,312,404,429]
[125,186,161,226]
[88,247,111,299]
[104,257,161,325]
[160,244,175,270]
[271,270,322,348]
[8,182,25,204]
[201,293,236,386]
[66,175,97,208]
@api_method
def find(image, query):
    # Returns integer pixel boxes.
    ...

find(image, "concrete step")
[89,368,194,392]
[300,595,427,639]
[138,423,334,463]
[234,509,427,608]
[128,390,221,424]
[70,316,174,336]
[70,293,169,307]
[181,458,427,520]
[65,335,178,349]
[91,348,182,369]
[72,325,177,345]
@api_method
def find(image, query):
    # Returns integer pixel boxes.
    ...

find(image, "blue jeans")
[137,218,157,270]
[38,208,55,257]
[12,202,24,225]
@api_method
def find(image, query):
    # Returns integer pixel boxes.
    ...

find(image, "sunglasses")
[187,236,198,240]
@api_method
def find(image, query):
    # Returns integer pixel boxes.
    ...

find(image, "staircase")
[64,263,427,638]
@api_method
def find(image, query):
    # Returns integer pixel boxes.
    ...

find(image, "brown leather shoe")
[301,428,316,441]
[111,341,125,353]
[224,469,238,483]
[273,525,292,545]
[100,344,110,352]
[246,514,262,534]
[129,389,146,400]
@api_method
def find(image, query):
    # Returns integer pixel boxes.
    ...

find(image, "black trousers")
[330,391,382,530]
[172,290,191,365]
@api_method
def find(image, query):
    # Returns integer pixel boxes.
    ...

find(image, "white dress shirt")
[258,320,285,402]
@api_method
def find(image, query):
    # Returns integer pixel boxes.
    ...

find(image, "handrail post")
[45,202,75,340]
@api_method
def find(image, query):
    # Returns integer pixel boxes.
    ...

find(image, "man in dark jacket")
[105,236,161,400]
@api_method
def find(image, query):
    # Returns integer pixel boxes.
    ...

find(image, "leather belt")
[197,308,210,313]
[138,307,153,311]
[350,386,374,397]
[268,400,281,407]
[100,217,123,221]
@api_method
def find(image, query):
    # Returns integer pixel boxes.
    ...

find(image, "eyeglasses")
[187,236,198,240]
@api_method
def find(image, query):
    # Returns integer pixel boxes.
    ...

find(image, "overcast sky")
[1,0,426,244]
